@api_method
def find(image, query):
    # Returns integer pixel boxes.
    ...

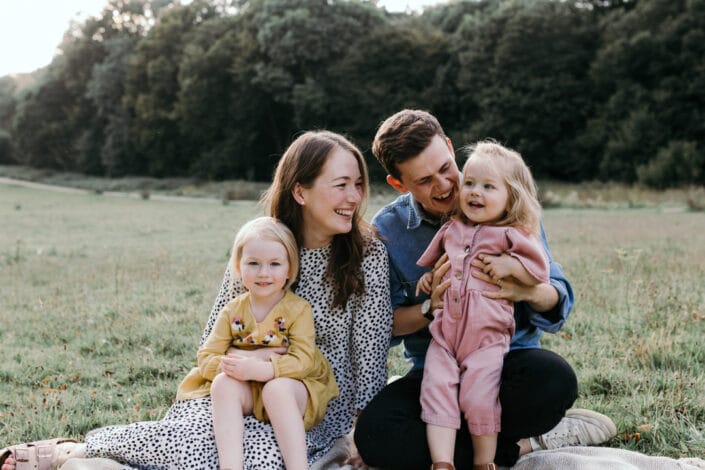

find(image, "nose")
[347,184,362,203]
[434,174,453,192]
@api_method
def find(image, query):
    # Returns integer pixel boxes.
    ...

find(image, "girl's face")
[459,157,509,225]
[237,238,290,301]
[295,147,363,248]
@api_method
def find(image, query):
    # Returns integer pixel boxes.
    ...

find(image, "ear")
[386,175,408,194]
[292,183,306,205]
[446,137,455,157]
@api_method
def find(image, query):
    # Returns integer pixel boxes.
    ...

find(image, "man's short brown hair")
[371,109,447,181]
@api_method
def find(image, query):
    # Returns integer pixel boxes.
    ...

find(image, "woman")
[1,130,393,469]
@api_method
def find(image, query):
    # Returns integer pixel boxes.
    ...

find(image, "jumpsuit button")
[453,297,459,303]
[464,246,471,253]
[455,272,463,280]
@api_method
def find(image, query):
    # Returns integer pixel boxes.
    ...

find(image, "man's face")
[388,135,460,217]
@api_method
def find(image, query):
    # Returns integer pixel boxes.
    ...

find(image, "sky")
[0,0,442,77]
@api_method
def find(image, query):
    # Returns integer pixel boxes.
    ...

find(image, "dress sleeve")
[416,221,451,268]
[200,262,245,347]
[196,303,238,381]
[505,228,550,284]
[351,237,393,412]
[271,299,317,379]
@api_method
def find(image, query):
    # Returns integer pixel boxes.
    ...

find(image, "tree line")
[0,0,703,188]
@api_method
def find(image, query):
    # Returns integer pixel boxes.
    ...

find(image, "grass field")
[1,182,704,459]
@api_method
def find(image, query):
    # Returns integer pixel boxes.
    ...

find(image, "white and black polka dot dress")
[85,237,392,469]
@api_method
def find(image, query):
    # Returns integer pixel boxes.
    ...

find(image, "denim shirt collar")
[408,194,444,229]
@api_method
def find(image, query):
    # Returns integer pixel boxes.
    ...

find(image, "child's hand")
[476,253,518,281]
[415,272,433,297]
[221,354,274,382]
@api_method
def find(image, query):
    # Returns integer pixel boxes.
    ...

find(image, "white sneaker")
[536,408,617,449]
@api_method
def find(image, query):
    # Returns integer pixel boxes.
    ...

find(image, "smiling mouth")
[335,208,354,217]
[433,190,453,202]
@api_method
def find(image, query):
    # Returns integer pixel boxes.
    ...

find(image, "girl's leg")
[261,378,308,470]
[470,434,497,466]
[211,373,253,470]
[427,424,456,466]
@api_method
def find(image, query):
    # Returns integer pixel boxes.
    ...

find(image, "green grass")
[1,183,704,459]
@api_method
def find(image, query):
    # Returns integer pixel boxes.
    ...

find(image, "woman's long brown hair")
[261,130,370,308]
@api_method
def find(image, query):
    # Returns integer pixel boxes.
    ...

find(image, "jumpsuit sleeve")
[417,221,452,268]
[505,228,551,284]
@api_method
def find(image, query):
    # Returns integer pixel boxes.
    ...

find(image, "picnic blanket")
[311,436,705,470]
[512,447,705,470]
[59,437,705,469]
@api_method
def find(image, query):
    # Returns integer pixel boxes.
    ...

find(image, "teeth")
[335,209,353,216]
[435,191,452,200]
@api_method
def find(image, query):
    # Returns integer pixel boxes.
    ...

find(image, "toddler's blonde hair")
[459,140,541,234]
[230,216,299,289]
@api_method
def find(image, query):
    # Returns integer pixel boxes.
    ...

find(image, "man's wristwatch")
[421,299,434,321]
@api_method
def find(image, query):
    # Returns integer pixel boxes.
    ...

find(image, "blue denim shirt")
[372,192,574,370]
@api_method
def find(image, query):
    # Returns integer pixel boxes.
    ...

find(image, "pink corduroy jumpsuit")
[418,221,549,435]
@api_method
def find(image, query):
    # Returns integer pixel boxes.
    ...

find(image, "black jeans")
[354,348,578,469]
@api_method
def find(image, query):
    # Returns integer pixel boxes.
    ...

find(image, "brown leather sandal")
[473,464,498,470]
[431,463,455,470]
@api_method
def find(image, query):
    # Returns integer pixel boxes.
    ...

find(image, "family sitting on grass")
[3,110,703,470]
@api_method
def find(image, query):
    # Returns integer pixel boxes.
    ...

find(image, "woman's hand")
[344,429,369,469]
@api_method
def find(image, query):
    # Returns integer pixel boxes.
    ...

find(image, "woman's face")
[295,147,363,248]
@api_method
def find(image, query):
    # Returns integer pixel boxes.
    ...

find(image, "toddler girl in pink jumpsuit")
[416,141,549,470]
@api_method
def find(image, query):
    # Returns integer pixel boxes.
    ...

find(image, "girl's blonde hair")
[231,216,299,290]
[458,140,541,234]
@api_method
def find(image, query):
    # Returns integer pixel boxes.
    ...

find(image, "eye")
[271,262,281,267]
[247,261,259,266]
[484,183,494,190]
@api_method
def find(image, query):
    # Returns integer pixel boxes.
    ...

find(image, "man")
[354,109,615,469]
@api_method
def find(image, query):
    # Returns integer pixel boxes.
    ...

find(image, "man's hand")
[471,257,559,312]
[429,253,451,311]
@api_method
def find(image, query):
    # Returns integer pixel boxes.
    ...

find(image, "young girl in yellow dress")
[176,216,338,470]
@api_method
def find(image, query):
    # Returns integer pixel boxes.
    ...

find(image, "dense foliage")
[1,0,703,187]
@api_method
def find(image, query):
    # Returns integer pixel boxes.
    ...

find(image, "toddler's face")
[459,157,509,225]
[238,239,290,300]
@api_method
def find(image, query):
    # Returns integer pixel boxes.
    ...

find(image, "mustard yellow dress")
[176,290,339,430]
